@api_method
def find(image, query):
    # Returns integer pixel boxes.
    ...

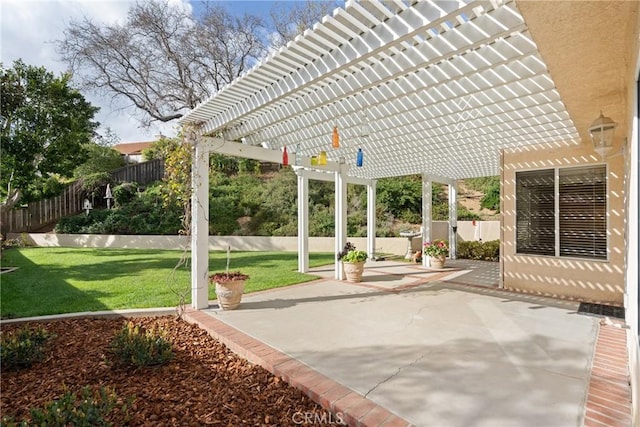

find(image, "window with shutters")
[559,166,607,259]
[516,165,607,260]
[516,169,555,256]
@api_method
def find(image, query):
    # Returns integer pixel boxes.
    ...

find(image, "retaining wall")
[15,221,499,256]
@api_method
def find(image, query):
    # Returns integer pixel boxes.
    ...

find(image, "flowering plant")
[423,239,449,257]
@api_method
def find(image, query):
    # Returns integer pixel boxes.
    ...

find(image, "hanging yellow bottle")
[318,150,327,165]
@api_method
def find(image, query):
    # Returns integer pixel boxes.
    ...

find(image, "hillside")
[52,165,499,237]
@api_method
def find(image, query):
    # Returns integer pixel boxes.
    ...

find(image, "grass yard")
[0,247,334,319]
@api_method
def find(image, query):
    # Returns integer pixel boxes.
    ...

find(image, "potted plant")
[338,242,368,283]
[423,239,449,269]
[209,246,249,310]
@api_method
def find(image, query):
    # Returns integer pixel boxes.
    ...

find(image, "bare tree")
[269,0,337,50]
[57,1,266,126]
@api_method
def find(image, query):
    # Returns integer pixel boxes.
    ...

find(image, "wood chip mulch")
[1,316,338,426]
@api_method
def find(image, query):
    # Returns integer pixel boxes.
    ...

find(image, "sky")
[0,0,285,144]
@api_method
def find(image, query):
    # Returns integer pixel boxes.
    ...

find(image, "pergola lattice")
[179,0,580,309]
[181,0,579,180]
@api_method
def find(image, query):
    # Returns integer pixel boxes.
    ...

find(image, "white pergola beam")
[202,137,343,173]
[191,142,210,309]
[367,181,377,260]
[449,182,458,259]
[188,1,485,134]
[296,171,309,273]
[421,174,433,268]
[335,163,348,280]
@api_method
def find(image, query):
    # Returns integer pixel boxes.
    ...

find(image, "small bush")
[0,326,53,371]
[108,321,173,367]
[55,209,110,234]
[1,386,125,426]
[112,182,139,207]
[457,239,500,261]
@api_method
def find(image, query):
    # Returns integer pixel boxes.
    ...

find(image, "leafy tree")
[480,179,500,212]
[0,60,99,205]
[73,143,125,178]
[377,176,423,219]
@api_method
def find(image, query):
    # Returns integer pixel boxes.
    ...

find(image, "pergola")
[179,0,579,309]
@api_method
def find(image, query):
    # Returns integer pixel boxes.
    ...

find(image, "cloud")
[1,0,182,143]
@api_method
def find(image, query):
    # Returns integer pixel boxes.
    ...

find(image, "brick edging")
[583,321,632,427]
[183,309,412,427]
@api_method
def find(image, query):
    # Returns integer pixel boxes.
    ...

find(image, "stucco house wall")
[501,143,626,305]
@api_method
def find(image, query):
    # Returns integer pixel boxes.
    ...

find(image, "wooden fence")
[110,158,164,186]
[0,159,164,234]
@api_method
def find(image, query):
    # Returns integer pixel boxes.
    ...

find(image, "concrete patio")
[190,260,626,427]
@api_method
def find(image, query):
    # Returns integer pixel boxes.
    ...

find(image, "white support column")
[421,174,433,268]
[191,141,209,310]
[296,169,309,273]
[448,181,457,260]
[334,162,348,280]
[367,180,377,261]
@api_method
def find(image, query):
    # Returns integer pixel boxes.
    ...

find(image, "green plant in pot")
[338,242,368,283]
[209,246,249,310]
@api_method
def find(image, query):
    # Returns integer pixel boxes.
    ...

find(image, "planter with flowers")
[338,242,368,283]
[423,239,449,269]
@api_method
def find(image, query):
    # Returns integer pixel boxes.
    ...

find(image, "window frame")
[515,164,608,261]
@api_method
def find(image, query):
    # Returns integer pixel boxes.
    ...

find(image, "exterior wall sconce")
[588,111,617,159]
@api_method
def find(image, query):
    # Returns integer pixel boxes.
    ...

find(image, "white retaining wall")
[16,221,499,255]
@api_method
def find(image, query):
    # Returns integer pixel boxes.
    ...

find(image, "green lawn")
[0,247,334,319]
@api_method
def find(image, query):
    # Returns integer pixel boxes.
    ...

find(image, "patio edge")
[183,308,413,427]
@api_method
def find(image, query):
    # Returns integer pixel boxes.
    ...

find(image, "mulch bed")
[1,316,337,426]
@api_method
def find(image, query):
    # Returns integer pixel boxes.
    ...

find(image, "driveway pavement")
[200,260,599,427]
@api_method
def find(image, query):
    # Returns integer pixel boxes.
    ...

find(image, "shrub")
[457,206,481,221]
[3,386,125,426]
[55,209,110,234]
[480,180,500,212]
[108,321,173,368]
[0,326,53,371]
[112,182,138,207]
[457,239,500,261]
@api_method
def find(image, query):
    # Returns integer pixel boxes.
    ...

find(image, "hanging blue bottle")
[356,148,364,167]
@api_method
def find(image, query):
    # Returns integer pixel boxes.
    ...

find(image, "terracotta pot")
[215,279,245,310]
[429,255,446,269]
[343,261,365,282]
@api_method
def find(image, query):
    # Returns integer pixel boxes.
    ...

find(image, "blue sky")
[0,0,334,143]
